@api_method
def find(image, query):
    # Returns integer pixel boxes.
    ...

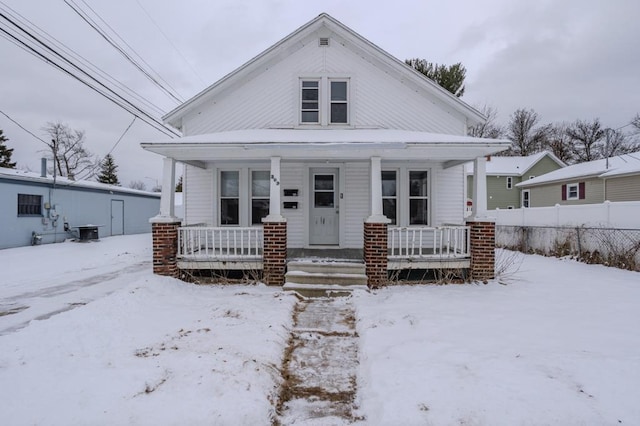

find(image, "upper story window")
[506,176,513,189]
[330,80,348,123]
[301,80,320,123]
[300,77,349,125]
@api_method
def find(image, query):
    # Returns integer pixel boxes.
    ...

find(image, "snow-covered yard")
[1,235,638,425]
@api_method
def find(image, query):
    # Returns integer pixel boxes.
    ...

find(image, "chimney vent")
[41,158,47,178]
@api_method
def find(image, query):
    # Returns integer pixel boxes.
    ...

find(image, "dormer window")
[299,77,349,125]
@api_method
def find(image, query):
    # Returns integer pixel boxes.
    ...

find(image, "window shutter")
[561,184,567,201]
[579,182,585,199]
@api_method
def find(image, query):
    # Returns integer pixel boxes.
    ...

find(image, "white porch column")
[264,156,285,222]
[152,157,177,221]
[471,155,488,219]
[366,156,390,223]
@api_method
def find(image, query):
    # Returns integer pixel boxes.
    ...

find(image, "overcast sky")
[1,0,638,186]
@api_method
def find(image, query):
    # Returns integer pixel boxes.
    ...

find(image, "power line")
[0,7,180,138]
[0,109,49,144]
[65,0,184,104]
[134,0,206,86]
[0,2,166,116]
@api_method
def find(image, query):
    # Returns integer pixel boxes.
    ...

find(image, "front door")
[309,168,339,245]
[111,200,124,236]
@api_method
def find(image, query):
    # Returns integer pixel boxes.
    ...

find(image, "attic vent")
[319,37,330,46]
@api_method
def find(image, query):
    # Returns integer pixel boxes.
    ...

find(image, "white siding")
[184,165,213,225]
[281,162,305,247]
[181,30,467,136]
[344,161,370,248]
[433,164,465,225]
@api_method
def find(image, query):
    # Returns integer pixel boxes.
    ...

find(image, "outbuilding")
[0,165,160,249]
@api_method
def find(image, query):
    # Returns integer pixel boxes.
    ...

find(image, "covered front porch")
[143,129,507,285]
[175,224,471,271]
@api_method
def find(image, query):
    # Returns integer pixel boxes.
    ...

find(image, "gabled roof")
[163,13,486,130]
[517,151,640,187]
[466,151,565,176]
[0,167,160,197]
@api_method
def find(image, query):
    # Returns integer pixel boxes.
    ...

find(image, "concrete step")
[282,282,368,298]
[285,270,368,286]
[287,260,365,275]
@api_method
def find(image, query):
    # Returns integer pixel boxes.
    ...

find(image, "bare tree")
[567,119,605,163]
[632,114,640,131]
[505,108,550,156]
[468,105,503,139]
[544,123,574,164]
[601,128,639,158]
[129,180,147,190]
[42,122,98,180]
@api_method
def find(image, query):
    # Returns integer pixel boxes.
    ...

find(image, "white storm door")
[309,169,339,245]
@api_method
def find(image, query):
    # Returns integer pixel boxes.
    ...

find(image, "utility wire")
[134,0,206,86]
[0,2,166,116]
[65,0,184,104]
[0,9,179,137]
[0,109,49,144]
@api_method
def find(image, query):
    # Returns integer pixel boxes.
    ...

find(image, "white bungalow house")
[141,13,510,287]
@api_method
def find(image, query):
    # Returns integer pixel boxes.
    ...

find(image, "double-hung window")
[301,80,320,123]
[567,183,579,200]
[330,80,348,124]
[300,77,349,125]
[409,171,429,225]
[18,194,42,216]
[506,176,513,189]
[381,171,397,225]
[220,171,239,225]
[251,170,270,224]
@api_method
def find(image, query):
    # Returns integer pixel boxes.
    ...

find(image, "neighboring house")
[516,152,640,207]
[0,165,160,249]
[466,151,565,210]
[141,13,510,286]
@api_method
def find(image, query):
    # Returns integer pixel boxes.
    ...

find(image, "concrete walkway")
[276,297,361,425]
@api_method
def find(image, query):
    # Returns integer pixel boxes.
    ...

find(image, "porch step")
[285,271,368,286]
[284,260,368,297]
[287,260,365,275]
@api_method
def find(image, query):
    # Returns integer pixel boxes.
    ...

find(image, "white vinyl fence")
[493,201,640,271]
[493,201,640,229]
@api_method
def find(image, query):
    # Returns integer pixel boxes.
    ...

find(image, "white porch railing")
[388,226,470,259]
[178,226,263,260]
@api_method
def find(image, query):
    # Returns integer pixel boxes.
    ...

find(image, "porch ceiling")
[141,129,510,162]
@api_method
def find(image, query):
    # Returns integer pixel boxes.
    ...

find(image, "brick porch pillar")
[364,221,388,288]
[467,220,496,281]
[263,221,287,286]
[151,221,181,277]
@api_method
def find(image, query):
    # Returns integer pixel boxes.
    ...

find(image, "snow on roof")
[517,152,640,187]
[0,167,160,197]
[465,151,563,176]
[143,128,511,146]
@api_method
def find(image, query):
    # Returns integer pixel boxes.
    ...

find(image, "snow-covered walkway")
[278,297,360,425]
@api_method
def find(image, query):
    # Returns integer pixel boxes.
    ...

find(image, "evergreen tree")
[0,129,16,168]
[96,154,120,185]
[405,58,466,97]
[175,175,183,192]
